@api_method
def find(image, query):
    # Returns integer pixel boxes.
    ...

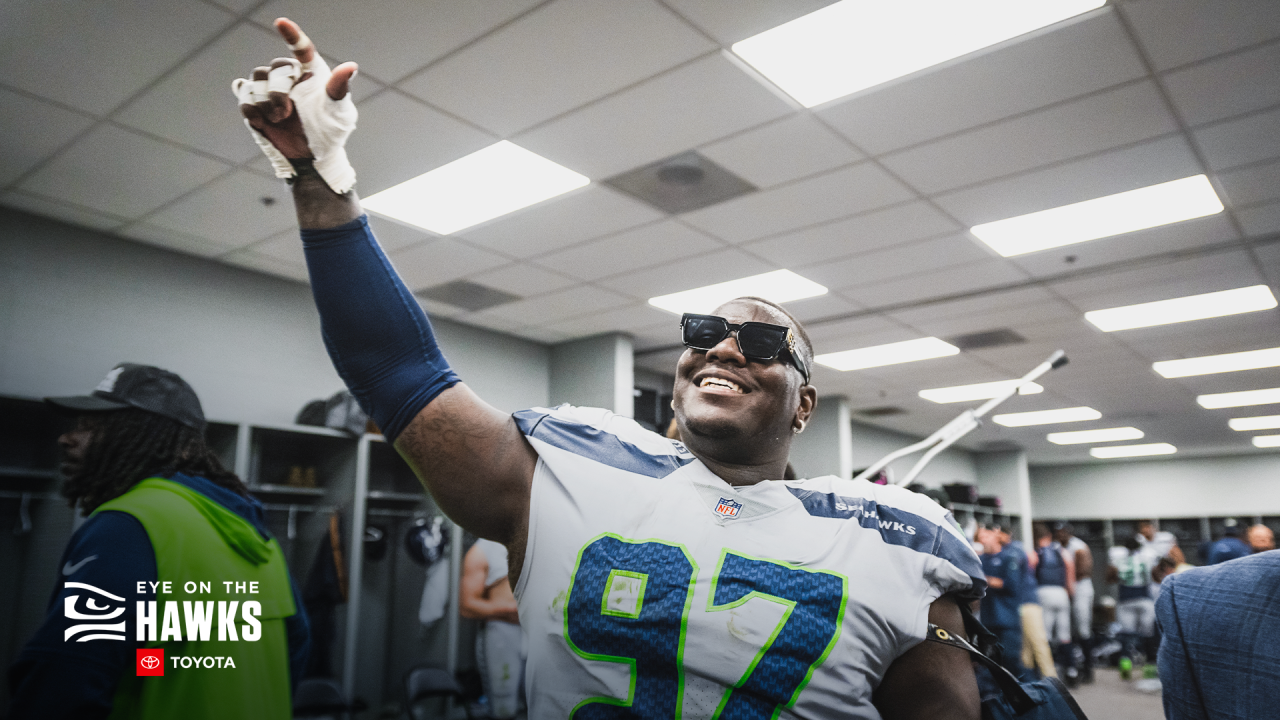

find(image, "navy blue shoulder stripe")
[514,409,694,479]
[786,487,987,600]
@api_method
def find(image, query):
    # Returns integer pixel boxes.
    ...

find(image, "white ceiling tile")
[509,326,574,345]
[251,0,543,83]
[0,89,94,187]
[1162,40,1280,126]
[114,24,300,164]
[802,313,902,346]
[400,0,714,136]
[699,115,862,189]
[472,284,632,326]
[662,0,837,45]
[681,162,914,243]
[742,200,958,266]
[1122,0,1280,71]
[779,292,863,324]
[246,229,307,266]
[0,0,232,116]
[346,91,495,195]
[1237,201,1280,238]
[1115,312,1280,362]
[513,53,792,179]
[933,135,1203,226]
[458,184,663,258]
[1193,106,1280,172]
[145,170,296,252]
[840,258,1030,308]
[413,296,466,321]
[467,263,580,297]
[542,301,674,339]
[1048,251,1262,307]
[387,238,509,291]
[1218,157,1280,209]
[17,125,229,218]
[533,219,723,280]
[1256,242,1280,287]
[1007,215,1240,278]
[817,10,1146,155]
[799,233,992,291]
[117,221,227,258]
[880,81,1178,195]
[894,299,1081,339]
[220,248,310,283]
[602,247,774,299]
[0,190,127,231]
[887,287,1059,326]
[365,215,438,252]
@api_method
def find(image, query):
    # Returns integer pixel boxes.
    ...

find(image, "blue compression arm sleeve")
[300,215,461,441]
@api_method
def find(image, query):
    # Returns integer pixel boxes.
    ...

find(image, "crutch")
[853,350,1068,487]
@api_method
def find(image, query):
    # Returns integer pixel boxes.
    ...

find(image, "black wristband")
[286,157,316,185]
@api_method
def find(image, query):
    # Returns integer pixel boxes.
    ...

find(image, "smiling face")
[672,299,816,474]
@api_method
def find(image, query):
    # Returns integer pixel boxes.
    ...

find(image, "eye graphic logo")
[63,582,127,642]
[137,648,164,676]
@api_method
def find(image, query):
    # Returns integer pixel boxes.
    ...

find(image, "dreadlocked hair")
[63,408,250,515]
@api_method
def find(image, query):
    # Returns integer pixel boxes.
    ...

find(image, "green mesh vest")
[94,477,296,720]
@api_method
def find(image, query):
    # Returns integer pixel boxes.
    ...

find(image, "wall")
[548,333,633,416]
[0,208,549,423]
[1030,452,1280,519]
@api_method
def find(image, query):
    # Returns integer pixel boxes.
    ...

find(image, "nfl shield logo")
[715,497,742,518]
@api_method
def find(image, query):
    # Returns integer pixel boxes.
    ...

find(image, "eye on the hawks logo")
[715,497,742,518]
[63,582,126,642]
[137,648,164,676]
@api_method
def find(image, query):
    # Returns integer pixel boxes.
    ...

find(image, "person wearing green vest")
[7,363,310,720]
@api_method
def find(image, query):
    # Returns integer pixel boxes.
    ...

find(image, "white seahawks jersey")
[512,405,985,720]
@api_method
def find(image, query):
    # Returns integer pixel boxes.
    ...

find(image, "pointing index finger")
[274,17,314,64]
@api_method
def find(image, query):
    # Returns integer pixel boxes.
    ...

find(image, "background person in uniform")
[6,364,309,720]
[1156,550,1280,719]
[1001,525,1054,680]
[1206,518,1252,565]
[1054,522,1094,682]
[1108,535,1156,664]
[977,525,1025,680]
[230,19,986,719]
[1032,523,1074,673]
[459,539,523,719]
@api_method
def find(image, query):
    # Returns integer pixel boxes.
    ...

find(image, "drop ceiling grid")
[0,1,1278,461]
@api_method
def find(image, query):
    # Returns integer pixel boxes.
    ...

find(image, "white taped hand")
[232,54,358,194]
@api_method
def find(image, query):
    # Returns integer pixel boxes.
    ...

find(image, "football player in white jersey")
[233,19,983,719]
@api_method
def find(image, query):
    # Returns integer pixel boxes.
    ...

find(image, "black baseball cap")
[45,363,206,432]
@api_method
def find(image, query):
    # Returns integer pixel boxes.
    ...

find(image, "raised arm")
[236,20,535,550]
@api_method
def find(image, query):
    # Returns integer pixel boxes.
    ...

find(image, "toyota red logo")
[137,648,164,676]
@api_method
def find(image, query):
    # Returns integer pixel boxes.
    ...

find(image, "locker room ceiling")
[3,0,1279,464]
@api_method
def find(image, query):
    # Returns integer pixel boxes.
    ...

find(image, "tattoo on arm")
[289,158,362,229]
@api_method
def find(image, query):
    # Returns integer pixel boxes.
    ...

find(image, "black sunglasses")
[680,313,810,385]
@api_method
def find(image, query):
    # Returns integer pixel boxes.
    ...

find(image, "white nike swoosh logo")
[62,555,99,576]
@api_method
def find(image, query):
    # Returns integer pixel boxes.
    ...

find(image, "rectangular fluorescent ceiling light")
[1090,443,1176,458]
[1153,347,1280,378]
[993,406,1100,427]
[1198,388,1280,409]
[731,0,1103,108]
[1047,427,1144,445]
[919,380,1043,404]
[1228,415,1280,431]
[815,337,958,371]
[362,141,589,235]
[1085,285,1277,332]
[648,270,826,315]
[1253,435,1280,448]
[970,175,1224,257]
